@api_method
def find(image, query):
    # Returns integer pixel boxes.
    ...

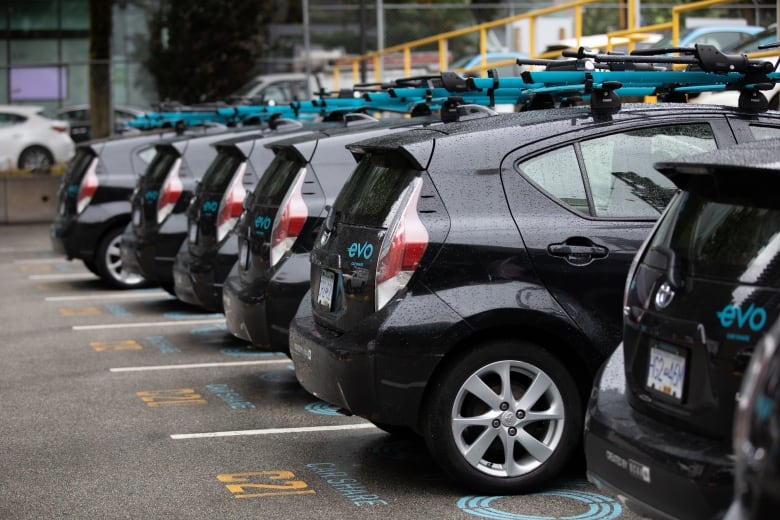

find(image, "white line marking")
[29,273,96,280]
[110,359,289,372]
[171,423,377,440]
[73,318,225,331]
[47,290,169,301]
[14,258,67,264]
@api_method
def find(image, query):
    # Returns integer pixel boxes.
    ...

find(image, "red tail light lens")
[216,162,248,242]
[376,178,428,310]
[51,124,68,133]
[76,158,99,215]
[156,158,183,224]
[270,167,308,267]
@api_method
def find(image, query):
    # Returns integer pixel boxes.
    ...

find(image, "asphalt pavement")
[0,224,641,519]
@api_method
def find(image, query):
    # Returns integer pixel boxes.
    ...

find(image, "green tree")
[146,0,268,103]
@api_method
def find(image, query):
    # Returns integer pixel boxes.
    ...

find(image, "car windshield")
[651,193,780,286]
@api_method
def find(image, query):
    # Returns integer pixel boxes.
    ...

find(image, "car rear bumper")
[584,343,734,520]
[173,248,233,312]
[223,273,271,346]
[288,289,459,430]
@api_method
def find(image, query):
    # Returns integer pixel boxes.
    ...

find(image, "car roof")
[346,103,772,169]
[0,104,44,115]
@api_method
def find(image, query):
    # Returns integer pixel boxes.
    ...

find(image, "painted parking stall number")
[90,339,142,352]
[218,471,315,499]
[136,389,207,407]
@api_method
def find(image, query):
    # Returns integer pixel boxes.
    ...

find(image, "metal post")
[377,0,384,81]
[303,0,311,98]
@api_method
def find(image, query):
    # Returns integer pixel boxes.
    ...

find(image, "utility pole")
[88,0,112,139]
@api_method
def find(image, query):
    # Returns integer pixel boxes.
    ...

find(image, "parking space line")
[14,258,65,264]
[29,273,96,280]
[46,290,169,301]
[73,318,225,331]
[171,423,377,440]
[110,359,289,372]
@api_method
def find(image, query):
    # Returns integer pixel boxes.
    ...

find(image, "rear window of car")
[145,147,179,184]
[64,148,96,183]
[199,147,245,192]
[332,152,419,227]
[250,148,307,206]
[649,192,780,286]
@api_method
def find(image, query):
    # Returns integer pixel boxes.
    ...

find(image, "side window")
[518,146,589,215]
[0,113,25,126]
[749,125,780,141]
[517,124,717,219]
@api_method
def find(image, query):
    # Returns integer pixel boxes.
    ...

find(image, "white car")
[0,105,75,172]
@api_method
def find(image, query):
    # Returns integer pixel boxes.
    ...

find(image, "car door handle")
[548,240,608,265]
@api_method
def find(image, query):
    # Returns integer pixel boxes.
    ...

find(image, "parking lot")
[1,223,640,519]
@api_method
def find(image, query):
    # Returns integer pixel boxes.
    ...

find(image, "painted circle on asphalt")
[457,488,622,520]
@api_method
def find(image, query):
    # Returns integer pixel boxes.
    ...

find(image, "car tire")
[422,340,582,494]
[95,227,148,289]
[17,145,54,173]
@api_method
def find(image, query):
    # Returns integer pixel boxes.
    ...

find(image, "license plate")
[58,200,66,216]
[316,270,335,309]
[646,344,686,401]
[132,208,141,227]
[189,223,198,243]
[238,240,250,270]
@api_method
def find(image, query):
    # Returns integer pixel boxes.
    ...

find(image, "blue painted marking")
[144,335,181,353]
[306,462,388,506]
[189,323,228,334]
[305,401,344,416]
[258,367,296,383]
[457,484,621,520]
[219,347,284,357]
[54,263,73,273]
[164,311,223,320]
[105,303,132,317]
[205,383,255,409]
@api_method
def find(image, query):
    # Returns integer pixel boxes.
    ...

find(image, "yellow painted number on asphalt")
[91,340,143,352]
[19,265,52,273]
[136,389,207,407]
[59,306,102,316]
[217,471,315,498]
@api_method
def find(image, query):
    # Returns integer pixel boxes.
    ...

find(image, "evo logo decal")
[347,242,373,261]
[717,303,767,332]
[202,200,218,215]
[144,190,159,203]
[255,216,272,231]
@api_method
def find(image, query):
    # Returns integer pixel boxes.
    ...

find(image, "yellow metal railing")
[332,0,603,87]
[331,0,772,88]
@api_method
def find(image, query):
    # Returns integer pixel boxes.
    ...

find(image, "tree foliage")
[145,0,268,103]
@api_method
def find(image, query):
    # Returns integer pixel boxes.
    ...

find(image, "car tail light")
[270,167,308,267]
[156,158,183,224]
[51,123,68,133]
[375,178,428,311]
[76,158,99,215]
[216,162,248,242]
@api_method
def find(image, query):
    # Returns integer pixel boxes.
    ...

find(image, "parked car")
[640,25,765,51]
[171,124,318,311]
[54,104,146,143]
[689,27,780,110]
[0,105,74,172]
[449,51,529,77]
[50,128,211,287]
[228,73,322,104]
[726,317,780,520]
[222,114,434,349]
[287,101,780,495]
[584,138,780,518]
[120,127,262,293]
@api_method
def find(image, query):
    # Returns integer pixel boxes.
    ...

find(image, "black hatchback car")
[171,128,307,311]
[222,115,433,350]
[585,139,780,519]
[727,317,780,520]
[121,128,262,293]
[50,129,193,288]
[288,102,780,494]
